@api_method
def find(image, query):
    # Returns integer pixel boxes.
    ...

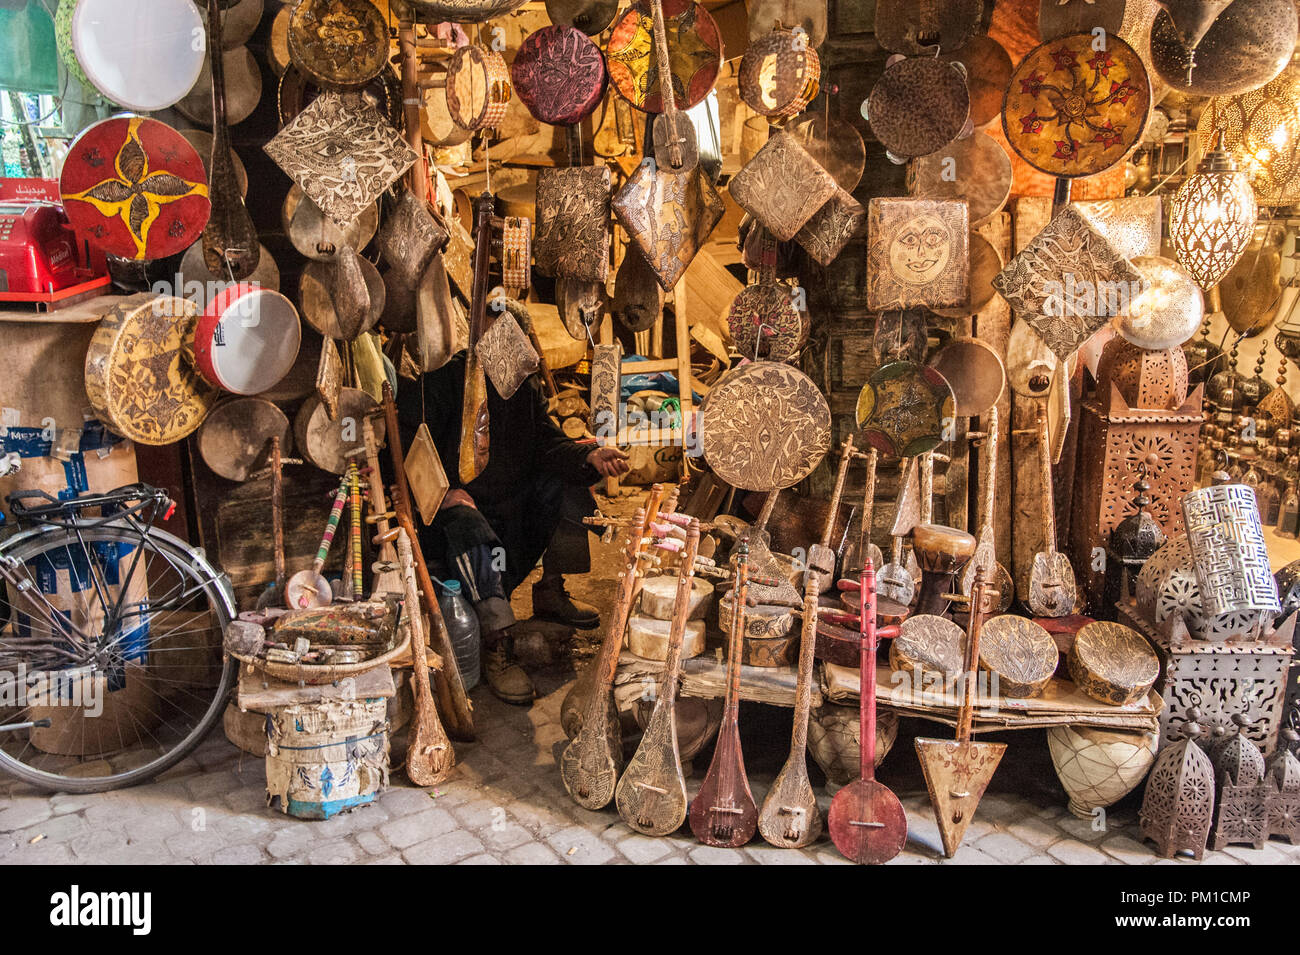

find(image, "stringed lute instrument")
[689,539,758,847]
[1027,399,1078,616]
[647,0,697,174]
[757,436,856,847]
[614,516,701,835]
[561,485,668,809]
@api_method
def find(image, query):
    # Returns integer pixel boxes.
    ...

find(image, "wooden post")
[398,18,428,203]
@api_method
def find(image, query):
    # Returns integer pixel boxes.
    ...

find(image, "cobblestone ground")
[1,679,1298,865]
[2,491,1298,865]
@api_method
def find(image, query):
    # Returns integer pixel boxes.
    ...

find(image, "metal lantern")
[1170,137,1257,290]
[1198,61,1300,205]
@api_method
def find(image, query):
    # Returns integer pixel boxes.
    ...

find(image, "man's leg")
[431,506,534,705]
[529,483,601,630]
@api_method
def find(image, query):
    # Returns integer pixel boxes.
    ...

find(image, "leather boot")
[482,635,534,705]
[532,577,600,629]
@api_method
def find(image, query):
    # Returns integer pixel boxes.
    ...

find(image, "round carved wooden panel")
[287,0,388,91]
[698,362,831,491]
[978,614,1058,699]
[855,360,954,458]
[890,614,965,689]
[1002,31,1151,177]
[84,294,214,446]
[607,0,722,114]
[726,283,805,362]
[60,116,210,262]
[866,57,969,160]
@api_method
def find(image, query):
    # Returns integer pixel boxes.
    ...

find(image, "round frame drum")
[607,0,722,114]
[447,45,512,132]
[193,284,303,396]
[71,0,205,112]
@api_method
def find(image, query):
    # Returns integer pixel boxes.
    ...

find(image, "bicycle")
[0,483,236,793]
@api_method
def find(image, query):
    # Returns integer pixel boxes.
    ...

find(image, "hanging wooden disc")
[611,247,662,334]
[874,0,984,55]
[788,112,866,193]
[179,128,248,200]
[178,241,280,310]
[939,35,1012,129]
[175,46,263,127]
[866,56,970,160]
[607,0,723,113]
[738,28,821,119]
[446,45,512,132]
[978,615,1058,699]
[546,0,620,35]
[698,362,831,491]
[926,232,1004,320]
[727,284,805,362]
[287,0,388,91]
[907,132,1011,230]
[295,387,384,474]
[282,185,380,263]
[856,360,955,458]
[1001,31,1151,177]
[928,337,1005,417]
[511,24,608,126]
[1038,0,1127,40]
[60,116,210,262]
[84,294,214,446]
[300,257,385,340]
[198,397,291,482]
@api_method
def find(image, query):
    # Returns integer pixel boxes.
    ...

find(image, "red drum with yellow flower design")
[1001,32,1151,178]
[60,116,211,261]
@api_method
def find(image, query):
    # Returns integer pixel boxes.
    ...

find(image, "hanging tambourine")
[738,27,820,119]
[446,45,512,132]
[865,54,970,161]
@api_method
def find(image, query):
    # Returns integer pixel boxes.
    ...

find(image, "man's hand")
[442,489,477,510]
[587,446,631,478]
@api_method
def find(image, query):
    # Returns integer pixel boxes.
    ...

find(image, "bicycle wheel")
[0,523,235,793]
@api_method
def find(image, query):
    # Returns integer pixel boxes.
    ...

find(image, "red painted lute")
[827,560,908,863]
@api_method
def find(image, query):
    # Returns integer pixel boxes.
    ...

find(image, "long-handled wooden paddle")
[914,565,1006,857]
[689,538,759,847]
[758,437,856,847]
[561,485,668,809]
[878,456,919,607]
[396,528,454,784]
[615,518,701,835]
[827,559,908,864]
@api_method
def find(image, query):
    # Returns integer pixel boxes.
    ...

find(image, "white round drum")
[193,284,302,396]
[72,0,206,113]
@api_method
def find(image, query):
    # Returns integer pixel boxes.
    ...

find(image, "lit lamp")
[1169,131,1258,291]
[1197,61,1300,206]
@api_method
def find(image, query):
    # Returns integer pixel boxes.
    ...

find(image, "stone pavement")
[1,678,1298,865]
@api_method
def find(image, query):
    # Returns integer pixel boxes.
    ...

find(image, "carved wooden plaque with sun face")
[866,198,968,311]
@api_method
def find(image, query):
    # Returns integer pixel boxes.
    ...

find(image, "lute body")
[1027,400,1078,616]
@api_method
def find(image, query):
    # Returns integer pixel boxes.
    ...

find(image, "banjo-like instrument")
[561,486,668,809]
[614,517,701,836]
[689,539,759,847]
[959,404,1014,612]
[201,0,260,281]
[1027,400,1079,616]
[827,560,908,864]
[757,437,856,848]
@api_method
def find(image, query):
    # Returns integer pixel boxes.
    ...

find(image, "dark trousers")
[420,475,595,629]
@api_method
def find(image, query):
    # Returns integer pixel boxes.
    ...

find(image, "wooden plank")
[682,248,742,347]
[615,648,818,709]
[975,212,1013,568]
[237,663,397,711]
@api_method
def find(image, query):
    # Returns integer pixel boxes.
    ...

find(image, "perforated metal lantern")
[1170,139,1257,290]
[1198,62,1300,206]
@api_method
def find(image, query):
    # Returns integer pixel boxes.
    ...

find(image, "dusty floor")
[0,491,1297,865]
